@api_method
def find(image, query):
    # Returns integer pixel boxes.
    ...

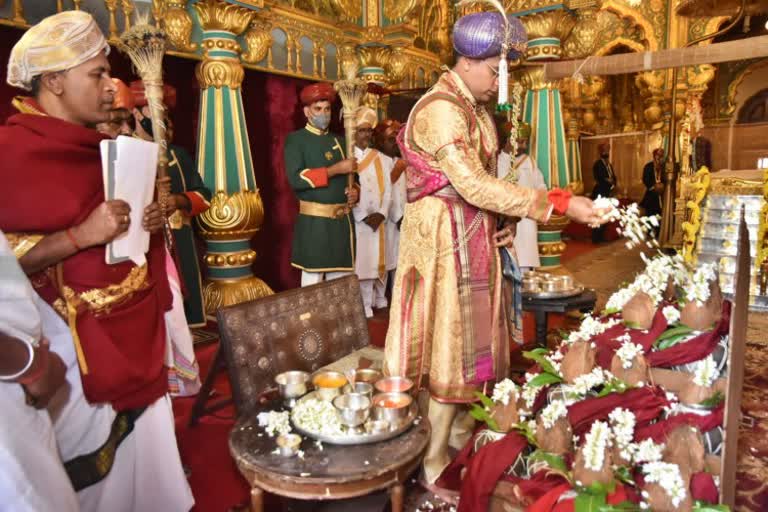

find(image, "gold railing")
[0,0,442,89]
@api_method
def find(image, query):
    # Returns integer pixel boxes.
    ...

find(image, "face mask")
[310,113,331,131]
[139,112,154,138]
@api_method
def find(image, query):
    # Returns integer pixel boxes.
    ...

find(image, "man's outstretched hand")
[564,196,605,226]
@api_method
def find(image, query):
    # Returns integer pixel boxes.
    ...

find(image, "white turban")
[355,106,378,129]
[7,11,109,91]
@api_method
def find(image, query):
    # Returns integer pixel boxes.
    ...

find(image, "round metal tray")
[291,391,419,445]
[523,286,584,300]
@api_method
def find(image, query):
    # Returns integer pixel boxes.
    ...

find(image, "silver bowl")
[374,376,414,394]
[372,392,413,426]
[312,371,347,402]
[333,392,371,428]
[367,419,390,434]
[343,381,374,400]
[275,371,310,406]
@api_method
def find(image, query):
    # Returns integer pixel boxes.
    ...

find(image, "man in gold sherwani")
[383,11,603,488]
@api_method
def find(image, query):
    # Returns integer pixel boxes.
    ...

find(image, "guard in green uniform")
[284,82,359,287]
[131,81,212,328]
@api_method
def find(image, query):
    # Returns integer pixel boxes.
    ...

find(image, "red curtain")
[0,25,320,292]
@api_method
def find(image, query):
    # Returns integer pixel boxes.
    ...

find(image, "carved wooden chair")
[188,275,370,423]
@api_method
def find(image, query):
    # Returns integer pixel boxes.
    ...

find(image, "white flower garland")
[257,410,292,437]
[541,400,568,429]
[582,421,612,472]
[491,378,519,406]
[616,340,644,369]
[633,438,665,464]
[565,315,621,344]
[662,305,681,324]
[642,461,687,507]
[608,408,636,462]
[563,367,609,397]
[684,263,717,306]
[292,398,344,436]
[692,354,718,387]
[605,253,687,312]
[594,197,659,250]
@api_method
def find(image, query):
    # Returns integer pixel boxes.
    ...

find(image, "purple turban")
[452,12,527,61]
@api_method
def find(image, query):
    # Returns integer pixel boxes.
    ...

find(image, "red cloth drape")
[594,309,668,369]
[0,113,171,410]
[634,404,724,443]
[567,386,670,438]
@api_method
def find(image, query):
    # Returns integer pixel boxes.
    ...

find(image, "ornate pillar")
[560,78,584,195]
[193,0,273,312]
[518,9,575,270]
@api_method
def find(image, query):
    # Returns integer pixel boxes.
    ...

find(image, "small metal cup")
[372,392,413,426]
[374,376,414,394]
[276,433,302,457]
[343,381,373,400]
[312,371,347,402]
[333,392,371,429]
[275,371,310,406]
[354,368,382,384]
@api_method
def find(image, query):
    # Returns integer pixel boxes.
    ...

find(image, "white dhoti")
[300,270,352,287]
[164,249,200,397]
[42,296,194,512]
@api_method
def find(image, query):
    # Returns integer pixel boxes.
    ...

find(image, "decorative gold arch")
[601,0,659,51]
[594,36,647,57]
[726,58,768,116]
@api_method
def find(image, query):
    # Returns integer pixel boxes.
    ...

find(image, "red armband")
[184,191,211,216]
[547,188,572,216]
[299,167,329,188]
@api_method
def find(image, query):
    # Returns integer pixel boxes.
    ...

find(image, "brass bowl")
[372,392,413,425]
[354,368,382,384]
[374,376,414,394]
[312,371,348,402]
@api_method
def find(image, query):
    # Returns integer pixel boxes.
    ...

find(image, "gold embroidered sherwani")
[383,70,553,483]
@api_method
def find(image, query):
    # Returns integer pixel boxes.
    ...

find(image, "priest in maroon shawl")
[1,11,172,413]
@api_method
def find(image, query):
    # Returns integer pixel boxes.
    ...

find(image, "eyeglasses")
[483,61,500,78]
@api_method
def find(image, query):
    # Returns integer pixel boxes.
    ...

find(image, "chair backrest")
[217,274,370,416]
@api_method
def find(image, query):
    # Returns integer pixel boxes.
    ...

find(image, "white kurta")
[353,147,392,280]
[0,232,80,512]
[386,157,407,272]
[497,152,547,268]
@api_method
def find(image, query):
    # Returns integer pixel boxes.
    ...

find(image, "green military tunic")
[284,124,355,272]
[167,143,211,327]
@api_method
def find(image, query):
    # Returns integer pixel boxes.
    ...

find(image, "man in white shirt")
[497,122,547,272]
[352,107,392,318]
[374,119,407,301]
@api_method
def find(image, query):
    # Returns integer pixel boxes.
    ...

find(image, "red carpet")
[173,240,600,511]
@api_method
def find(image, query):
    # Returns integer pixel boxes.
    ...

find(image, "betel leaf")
[523,349,561,376]
[514,421,538,446]
[656,325,694,344]
[469,403,500,432]
[597,379,630,398]
[574,490,607,512]
[528,371,563,388]
[475,391,495,410]
[692,501,730,512]
[598,501,641,512]
[586,480,616,495]
[613,466,634,485]
[623,320,642,329]
[529,449,567,472]
[699,390,725,408]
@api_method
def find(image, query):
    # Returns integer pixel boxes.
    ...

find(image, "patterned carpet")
[563,240,768,511]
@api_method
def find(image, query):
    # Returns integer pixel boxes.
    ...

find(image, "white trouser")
[374,273,388,308]
[359,277,387,318]
[300,270,352,287]
[40,296,194,512]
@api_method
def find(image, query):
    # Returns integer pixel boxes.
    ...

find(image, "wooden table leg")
[534,309,548,346]
[390,482,404,512]
[250,486,264,512]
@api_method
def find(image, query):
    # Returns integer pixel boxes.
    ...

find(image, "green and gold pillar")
[517,9,576,269]
[193,0,273,312]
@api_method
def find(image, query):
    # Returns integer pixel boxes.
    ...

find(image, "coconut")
[622,291,656,330]
[679,380,718,406]
[535,416,572,455]
[645,482,693,512]
[610,352,649,387]
[680,299,720,331]
[664,426,705,474]
[490,399,520,433]
[561,341,596,384]
[573,444,614,488]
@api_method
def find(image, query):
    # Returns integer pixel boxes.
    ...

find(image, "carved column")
[518,9,575,270]
[193,0,273,312]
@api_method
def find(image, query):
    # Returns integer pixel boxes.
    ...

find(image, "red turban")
[112,78,135,111]
[130,80,177,110]
[300,82,336,106]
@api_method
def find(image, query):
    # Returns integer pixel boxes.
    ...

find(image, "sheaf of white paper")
[102,136,159,266]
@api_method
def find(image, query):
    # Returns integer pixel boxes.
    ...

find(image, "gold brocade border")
[5,232,44,259]
[52,264,150,317]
